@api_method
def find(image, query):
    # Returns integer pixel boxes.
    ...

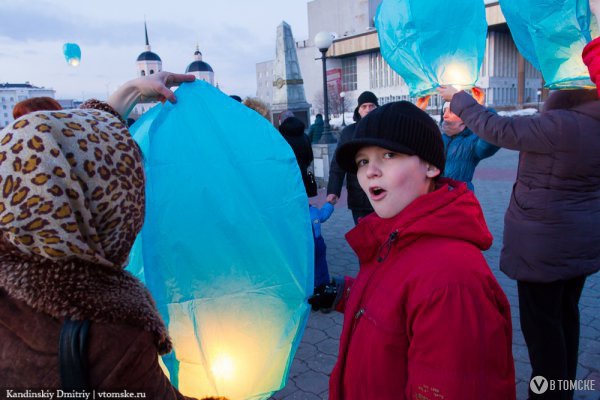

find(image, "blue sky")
[0,0,309,100]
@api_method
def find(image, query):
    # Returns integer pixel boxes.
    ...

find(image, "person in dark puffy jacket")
[278,113,314,191]
[439,82,600,400]
[441,103,499,190]
[327,91,378,224]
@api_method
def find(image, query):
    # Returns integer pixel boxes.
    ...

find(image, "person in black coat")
[326,91,379,224]
[278,114,314,197]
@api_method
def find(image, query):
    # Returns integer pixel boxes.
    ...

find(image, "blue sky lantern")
[500,0,599,89]
[127,81,312,399]
[62,43,81,67]
[375,0,487,97]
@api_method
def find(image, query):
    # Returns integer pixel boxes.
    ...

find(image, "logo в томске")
[530,376,549,394]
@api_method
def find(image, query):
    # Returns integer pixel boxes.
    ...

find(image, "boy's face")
[355,146,440,219]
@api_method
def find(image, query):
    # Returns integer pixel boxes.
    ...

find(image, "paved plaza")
[271,148,600,400]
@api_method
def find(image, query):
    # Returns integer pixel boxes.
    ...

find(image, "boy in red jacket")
[309,101,515,399]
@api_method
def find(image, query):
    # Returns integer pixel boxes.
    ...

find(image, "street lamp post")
[314,31,336,144]
[536,89,542,111]
[340,91,346,127]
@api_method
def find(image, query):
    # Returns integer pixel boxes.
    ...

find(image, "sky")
[0,0,310,100]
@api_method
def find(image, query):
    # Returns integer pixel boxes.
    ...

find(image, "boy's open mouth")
[370,187,386,198]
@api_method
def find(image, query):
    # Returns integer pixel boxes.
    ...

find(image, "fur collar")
[0,244,172,355]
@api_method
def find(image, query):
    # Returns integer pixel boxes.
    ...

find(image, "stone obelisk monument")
[271,21,311,129]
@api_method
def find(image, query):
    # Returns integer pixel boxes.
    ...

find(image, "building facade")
[256,0,543,113]
[0,83,56,129]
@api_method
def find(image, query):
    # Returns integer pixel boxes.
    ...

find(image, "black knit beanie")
[336,101,445,174]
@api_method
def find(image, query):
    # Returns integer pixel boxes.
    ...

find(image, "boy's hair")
[335,101,445,174]
[13,97,62,120]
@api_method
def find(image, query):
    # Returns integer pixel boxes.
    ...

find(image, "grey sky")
[0,0,309,100]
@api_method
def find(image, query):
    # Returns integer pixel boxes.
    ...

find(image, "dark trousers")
[351,209,372,225]
[313,236,330,288]
[518,276,587,400]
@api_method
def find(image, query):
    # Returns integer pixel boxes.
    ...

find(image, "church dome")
[186,46,213,73]
[186,60,213,73]
[137,51,162,62]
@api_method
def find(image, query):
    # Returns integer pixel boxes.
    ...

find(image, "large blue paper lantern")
[62,43,81,67]
[375,0,487,97]
[500,0,599,89]
[127,81,313,400]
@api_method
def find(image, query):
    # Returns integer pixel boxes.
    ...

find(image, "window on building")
[141,70,146,76]
[342,57,357,91]
[149,70,154,75]
[370,52,405,89]
[2,105,5,110]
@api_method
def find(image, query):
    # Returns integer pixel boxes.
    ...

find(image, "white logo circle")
[530,376,549,394]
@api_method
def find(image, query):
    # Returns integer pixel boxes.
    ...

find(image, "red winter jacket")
[583,37,600,95]
[329,179,515,400]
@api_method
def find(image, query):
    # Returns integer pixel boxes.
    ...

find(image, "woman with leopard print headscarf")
[0,72,225,399]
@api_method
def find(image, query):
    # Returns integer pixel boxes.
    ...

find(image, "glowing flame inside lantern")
[63,43,81,67]
[439,62,472,90]
[163,297,305,400]
[211,354,235,381]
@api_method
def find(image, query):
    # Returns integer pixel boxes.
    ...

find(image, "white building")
[131,24,216,119]
[256,60,274,104]
[0,83,56,129]
[256,0,542,113]
[132,22,163,118]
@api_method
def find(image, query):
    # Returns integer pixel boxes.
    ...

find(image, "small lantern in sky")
[62,43,81,67]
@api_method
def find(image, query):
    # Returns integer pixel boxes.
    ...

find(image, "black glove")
[308,281,339,311]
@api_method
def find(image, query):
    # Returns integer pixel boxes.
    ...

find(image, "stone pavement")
[270,148,600,400]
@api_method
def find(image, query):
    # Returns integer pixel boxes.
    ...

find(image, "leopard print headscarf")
[0,109,171,354]
[0,109,144,268]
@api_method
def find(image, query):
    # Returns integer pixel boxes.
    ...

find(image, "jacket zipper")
[377,230,398,262]
[349,230,398,336]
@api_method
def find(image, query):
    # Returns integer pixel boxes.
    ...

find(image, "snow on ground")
[314,107,539,131]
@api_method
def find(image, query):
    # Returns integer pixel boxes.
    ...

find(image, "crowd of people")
[0,6,599,400]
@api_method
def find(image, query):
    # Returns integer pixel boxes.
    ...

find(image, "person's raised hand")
[137,71,196,104]
[471,87,485,105]
[437,86,459,102]
[416,95,431,111]
[108,71,196,119]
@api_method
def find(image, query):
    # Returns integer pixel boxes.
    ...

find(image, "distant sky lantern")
[127,81,312,400]
[62,43,81,67]
[375,0,487,97]
[500,0,599,89]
